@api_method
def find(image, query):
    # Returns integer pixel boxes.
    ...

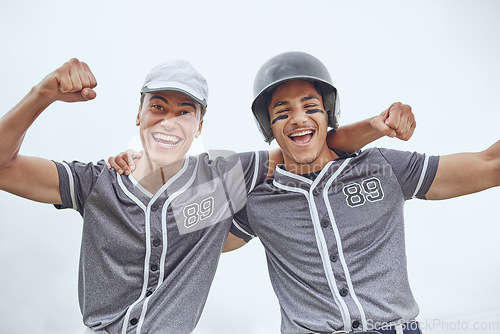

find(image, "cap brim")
[141,81,207,107]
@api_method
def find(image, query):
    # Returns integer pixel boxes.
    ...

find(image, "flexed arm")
[426,140,500,200]
[326,102,416,153]
[0,59,97,204]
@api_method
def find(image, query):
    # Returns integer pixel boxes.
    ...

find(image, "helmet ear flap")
[318,82,340,131]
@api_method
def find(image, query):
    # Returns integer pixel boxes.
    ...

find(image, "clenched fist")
[371,102,416,141]
[36,58,97,103]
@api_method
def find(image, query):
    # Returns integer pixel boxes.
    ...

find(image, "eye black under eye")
[306,109,324,115]
[272,115,289,124]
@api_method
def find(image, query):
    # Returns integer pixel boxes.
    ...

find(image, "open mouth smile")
[152,132,181,147]
[288,129,315,145]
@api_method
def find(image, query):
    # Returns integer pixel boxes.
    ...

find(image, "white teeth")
[290,130,313,137]
[153,133,180,143]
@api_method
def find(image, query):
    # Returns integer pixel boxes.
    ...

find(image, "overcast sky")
[1,1,499,333]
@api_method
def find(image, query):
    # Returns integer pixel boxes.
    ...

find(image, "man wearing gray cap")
[0,58,415,334]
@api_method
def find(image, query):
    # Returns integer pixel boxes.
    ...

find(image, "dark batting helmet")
[251,51,340,143]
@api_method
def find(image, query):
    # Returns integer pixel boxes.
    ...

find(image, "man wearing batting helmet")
[230,51,500,334]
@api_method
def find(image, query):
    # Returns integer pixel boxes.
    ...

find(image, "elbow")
[494,155,500,187]
[0,151,19,172]
[484,140,500,187]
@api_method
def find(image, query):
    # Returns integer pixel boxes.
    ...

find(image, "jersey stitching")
[158,157,200,286]
[135,157,199,333]
[116,176,148,334]
[129,173,154,198]
[273,180,351,329]
[117,157,191,334]
[276,166,314,185]
[323,158,369,330]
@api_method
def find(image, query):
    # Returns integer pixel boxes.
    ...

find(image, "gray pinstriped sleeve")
[229,151,269,241]
[53,160,107,214]
[377,148,439,200]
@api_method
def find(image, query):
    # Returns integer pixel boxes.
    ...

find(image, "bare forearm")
[327,118,382,153]
[0,87,53,169]
[327,102,416,153]
[427,141,500,200]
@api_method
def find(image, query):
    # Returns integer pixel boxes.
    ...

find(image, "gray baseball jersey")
[54,151,268,334]
[232,148,439,333]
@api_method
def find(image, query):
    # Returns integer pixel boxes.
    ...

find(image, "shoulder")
[56,159,115,183]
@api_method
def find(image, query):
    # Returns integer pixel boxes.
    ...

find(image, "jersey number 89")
[343,177,384,208]
[183,197,215,228]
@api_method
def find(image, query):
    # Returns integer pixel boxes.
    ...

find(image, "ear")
[136,108,141,126]
[195,120,203,138]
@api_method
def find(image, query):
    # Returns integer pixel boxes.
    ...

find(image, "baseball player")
[0,58,267,334]
[225,51,500,334]
[0,58,416,334]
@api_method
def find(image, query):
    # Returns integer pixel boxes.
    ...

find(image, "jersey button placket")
[339,287,348,297]
[153,238,161,247]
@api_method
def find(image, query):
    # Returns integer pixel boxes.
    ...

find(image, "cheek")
[271,123,288,145]
[179,119,200,138]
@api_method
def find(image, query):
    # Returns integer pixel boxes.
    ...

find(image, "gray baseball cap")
[141,59,208,107]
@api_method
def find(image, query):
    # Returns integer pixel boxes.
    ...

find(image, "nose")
[160,112,179,128]
[290,109,308,125]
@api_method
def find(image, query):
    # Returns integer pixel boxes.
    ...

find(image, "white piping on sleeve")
[248,151,260,193]
[232,219,255,239]
[61,162,77,210]
[412,154,430,199]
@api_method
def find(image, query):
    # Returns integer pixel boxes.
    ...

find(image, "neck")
[132,155,185,193]
[283,146,339,175]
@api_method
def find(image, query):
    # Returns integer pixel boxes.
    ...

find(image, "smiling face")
[268,79,337,174]
[137,91,203,169]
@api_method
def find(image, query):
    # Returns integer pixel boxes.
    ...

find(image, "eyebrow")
[272,101,289,110]
[150,95,197,111]
[301,95,321,103]
[179,102,197,110]
[150,95,169,105]
[272,95,321,110]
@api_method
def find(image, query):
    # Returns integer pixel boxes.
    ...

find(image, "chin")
[290,151,318,164]
[148,149,187,168]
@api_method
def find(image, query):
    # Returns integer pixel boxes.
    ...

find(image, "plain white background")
[0,1,499,333]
